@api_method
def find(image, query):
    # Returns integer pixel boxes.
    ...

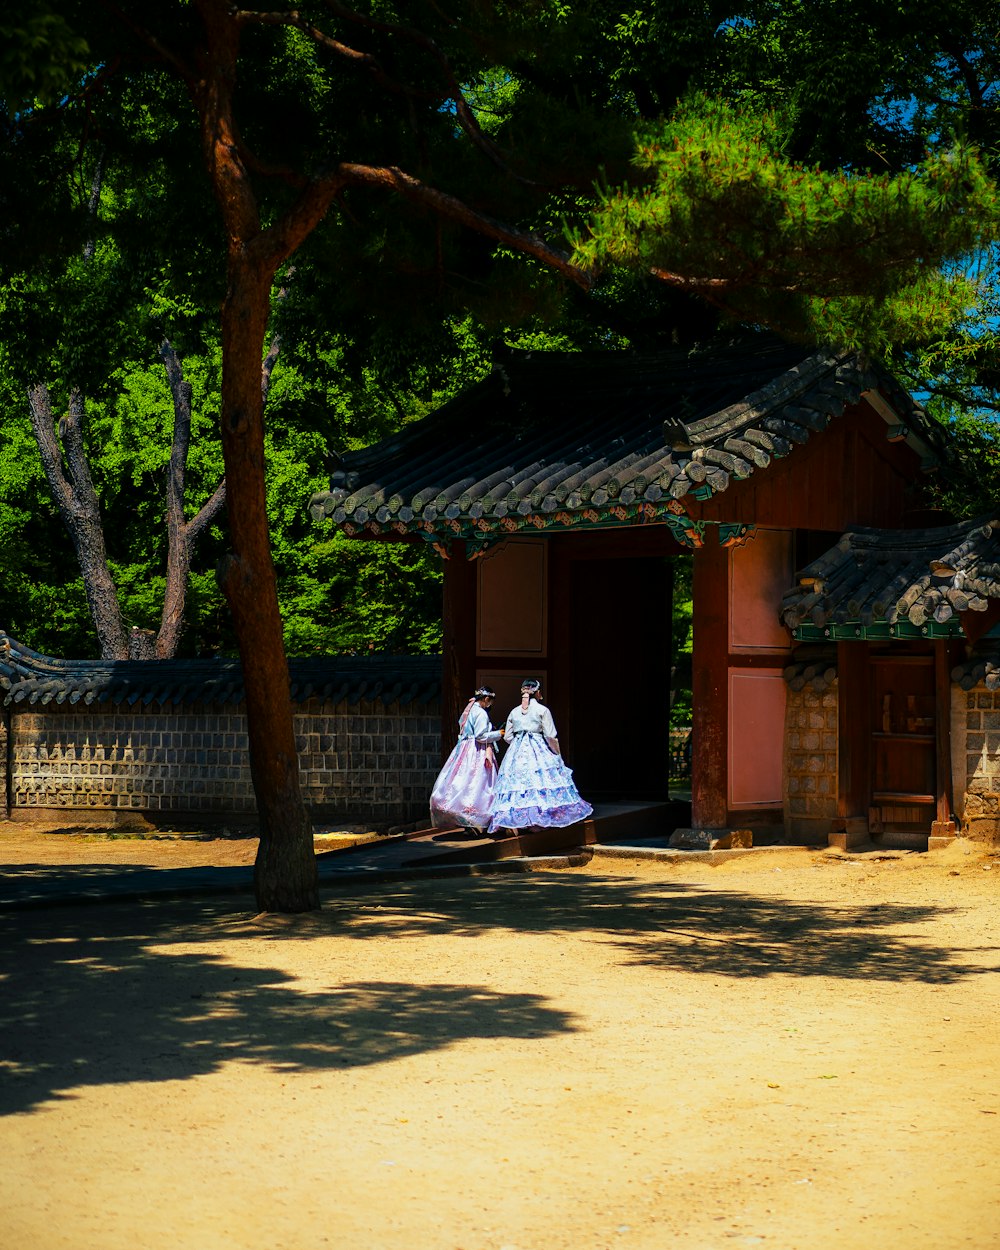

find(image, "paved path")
[0,830,593,911]
[0,802,707,911]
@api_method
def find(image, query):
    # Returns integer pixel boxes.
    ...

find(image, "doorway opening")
[566,552,690,822]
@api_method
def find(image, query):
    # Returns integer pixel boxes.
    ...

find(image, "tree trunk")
[187,0,591,910]
[216,260,318,912]
[128,628,157,659]
[159,340,195,659]
[192,0,324,911]
[157,339,227,659]
[27,384,129,660]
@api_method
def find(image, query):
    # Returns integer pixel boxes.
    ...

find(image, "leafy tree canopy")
[3,2,1000,910]
[575,98,998,353]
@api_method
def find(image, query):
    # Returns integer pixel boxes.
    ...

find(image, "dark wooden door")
[869,653,936,834]
[567,557,672,799]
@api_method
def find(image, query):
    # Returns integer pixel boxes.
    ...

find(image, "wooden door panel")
[872,739,935,799]
[869,654,935,832]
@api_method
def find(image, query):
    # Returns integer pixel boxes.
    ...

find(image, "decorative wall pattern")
[957,687,1000,843]
[8,699,441,826]
[0,707,8,820]
[783,683,838,840]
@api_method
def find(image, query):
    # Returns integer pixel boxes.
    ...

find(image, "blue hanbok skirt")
[488,732,592,833]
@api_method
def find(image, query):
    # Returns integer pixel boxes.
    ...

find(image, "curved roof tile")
[781,516,1000,639]
[312,337,944,544]
[0,633,441,708]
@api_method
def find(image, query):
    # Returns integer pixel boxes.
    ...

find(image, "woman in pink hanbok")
[430,687,503,833]
[488,679,592,835]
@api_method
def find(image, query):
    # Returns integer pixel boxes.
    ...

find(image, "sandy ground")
[1,826,999,1250]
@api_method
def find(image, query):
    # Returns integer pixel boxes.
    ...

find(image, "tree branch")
[334,163,591,289]
[905,378,1000,414]
[187,479,227,545]
[318,0,517,176]
[27,386,128,659]
[26,384,76,517]
[158,339,231,656]
[236,3,520,180]
[158,338,194,655]
[98,0,195,84]
[941,38,987,111]
[261,331,282,408]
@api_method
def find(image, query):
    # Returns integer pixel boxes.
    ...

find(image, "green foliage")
[922,411,1000,519]
[0,321,466,658]
[0,10,90,114]
[4,0,1000,670]
[670,555,693,729]
[574,97,998,352]
[285,531,443,656]
[713,1,1000,170]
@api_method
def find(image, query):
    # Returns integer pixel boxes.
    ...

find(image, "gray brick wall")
[783,683,838,841]
[8,697,441,826]
[957,687,1000,844]
[0,706,8,819]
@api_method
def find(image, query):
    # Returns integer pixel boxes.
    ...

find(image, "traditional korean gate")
[868,653,937,836]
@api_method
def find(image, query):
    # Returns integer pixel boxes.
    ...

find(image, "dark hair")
[473,686,496,700]
[520,678,542,702]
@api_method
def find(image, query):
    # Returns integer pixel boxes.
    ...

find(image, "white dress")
[488,700,593,833]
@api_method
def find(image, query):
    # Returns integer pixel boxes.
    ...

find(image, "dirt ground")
[1,825,999,1250]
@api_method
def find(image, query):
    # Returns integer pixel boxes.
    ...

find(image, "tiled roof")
[0,633,441,708]
[311,336,944,548]
[953,653,1000,690]
[783,646,838,692]
[781,516,1000,640]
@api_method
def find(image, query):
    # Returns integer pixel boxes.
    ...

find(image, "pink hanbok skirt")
[430,738,497,830]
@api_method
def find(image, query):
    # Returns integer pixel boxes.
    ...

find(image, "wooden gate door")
[869,653,936,836]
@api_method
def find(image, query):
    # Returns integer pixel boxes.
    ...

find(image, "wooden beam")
[440,541,477,759]
[548,538,573,763]
[935,640,954,823]
[691,537,728,827]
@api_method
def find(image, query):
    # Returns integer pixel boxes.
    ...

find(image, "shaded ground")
[1,826,998,1250]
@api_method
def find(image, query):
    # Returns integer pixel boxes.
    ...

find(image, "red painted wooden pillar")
[935,640,954,824]
[440,541,477,758]
[691,536,729,828]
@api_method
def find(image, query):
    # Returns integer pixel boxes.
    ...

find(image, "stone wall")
[783,682,838,842]
[0,706,8,819]
[7,697,441,827]
[954,685,1000,844]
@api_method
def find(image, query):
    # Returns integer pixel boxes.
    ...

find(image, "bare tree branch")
[27,386,129,659]
[187,478,227,544]
[158,339,230,657]
[261,332,282,408]
[332,162,591,288]
[235,3,522,180]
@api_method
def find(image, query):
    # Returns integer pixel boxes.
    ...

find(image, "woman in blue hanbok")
[488,679,592,834]
[430,687,503,832]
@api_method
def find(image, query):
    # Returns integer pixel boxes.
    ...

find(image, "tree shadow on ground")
[308,870,996,986]
[0,897,576,1117]
[1,869,994,1116]
[0,862,252,887]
